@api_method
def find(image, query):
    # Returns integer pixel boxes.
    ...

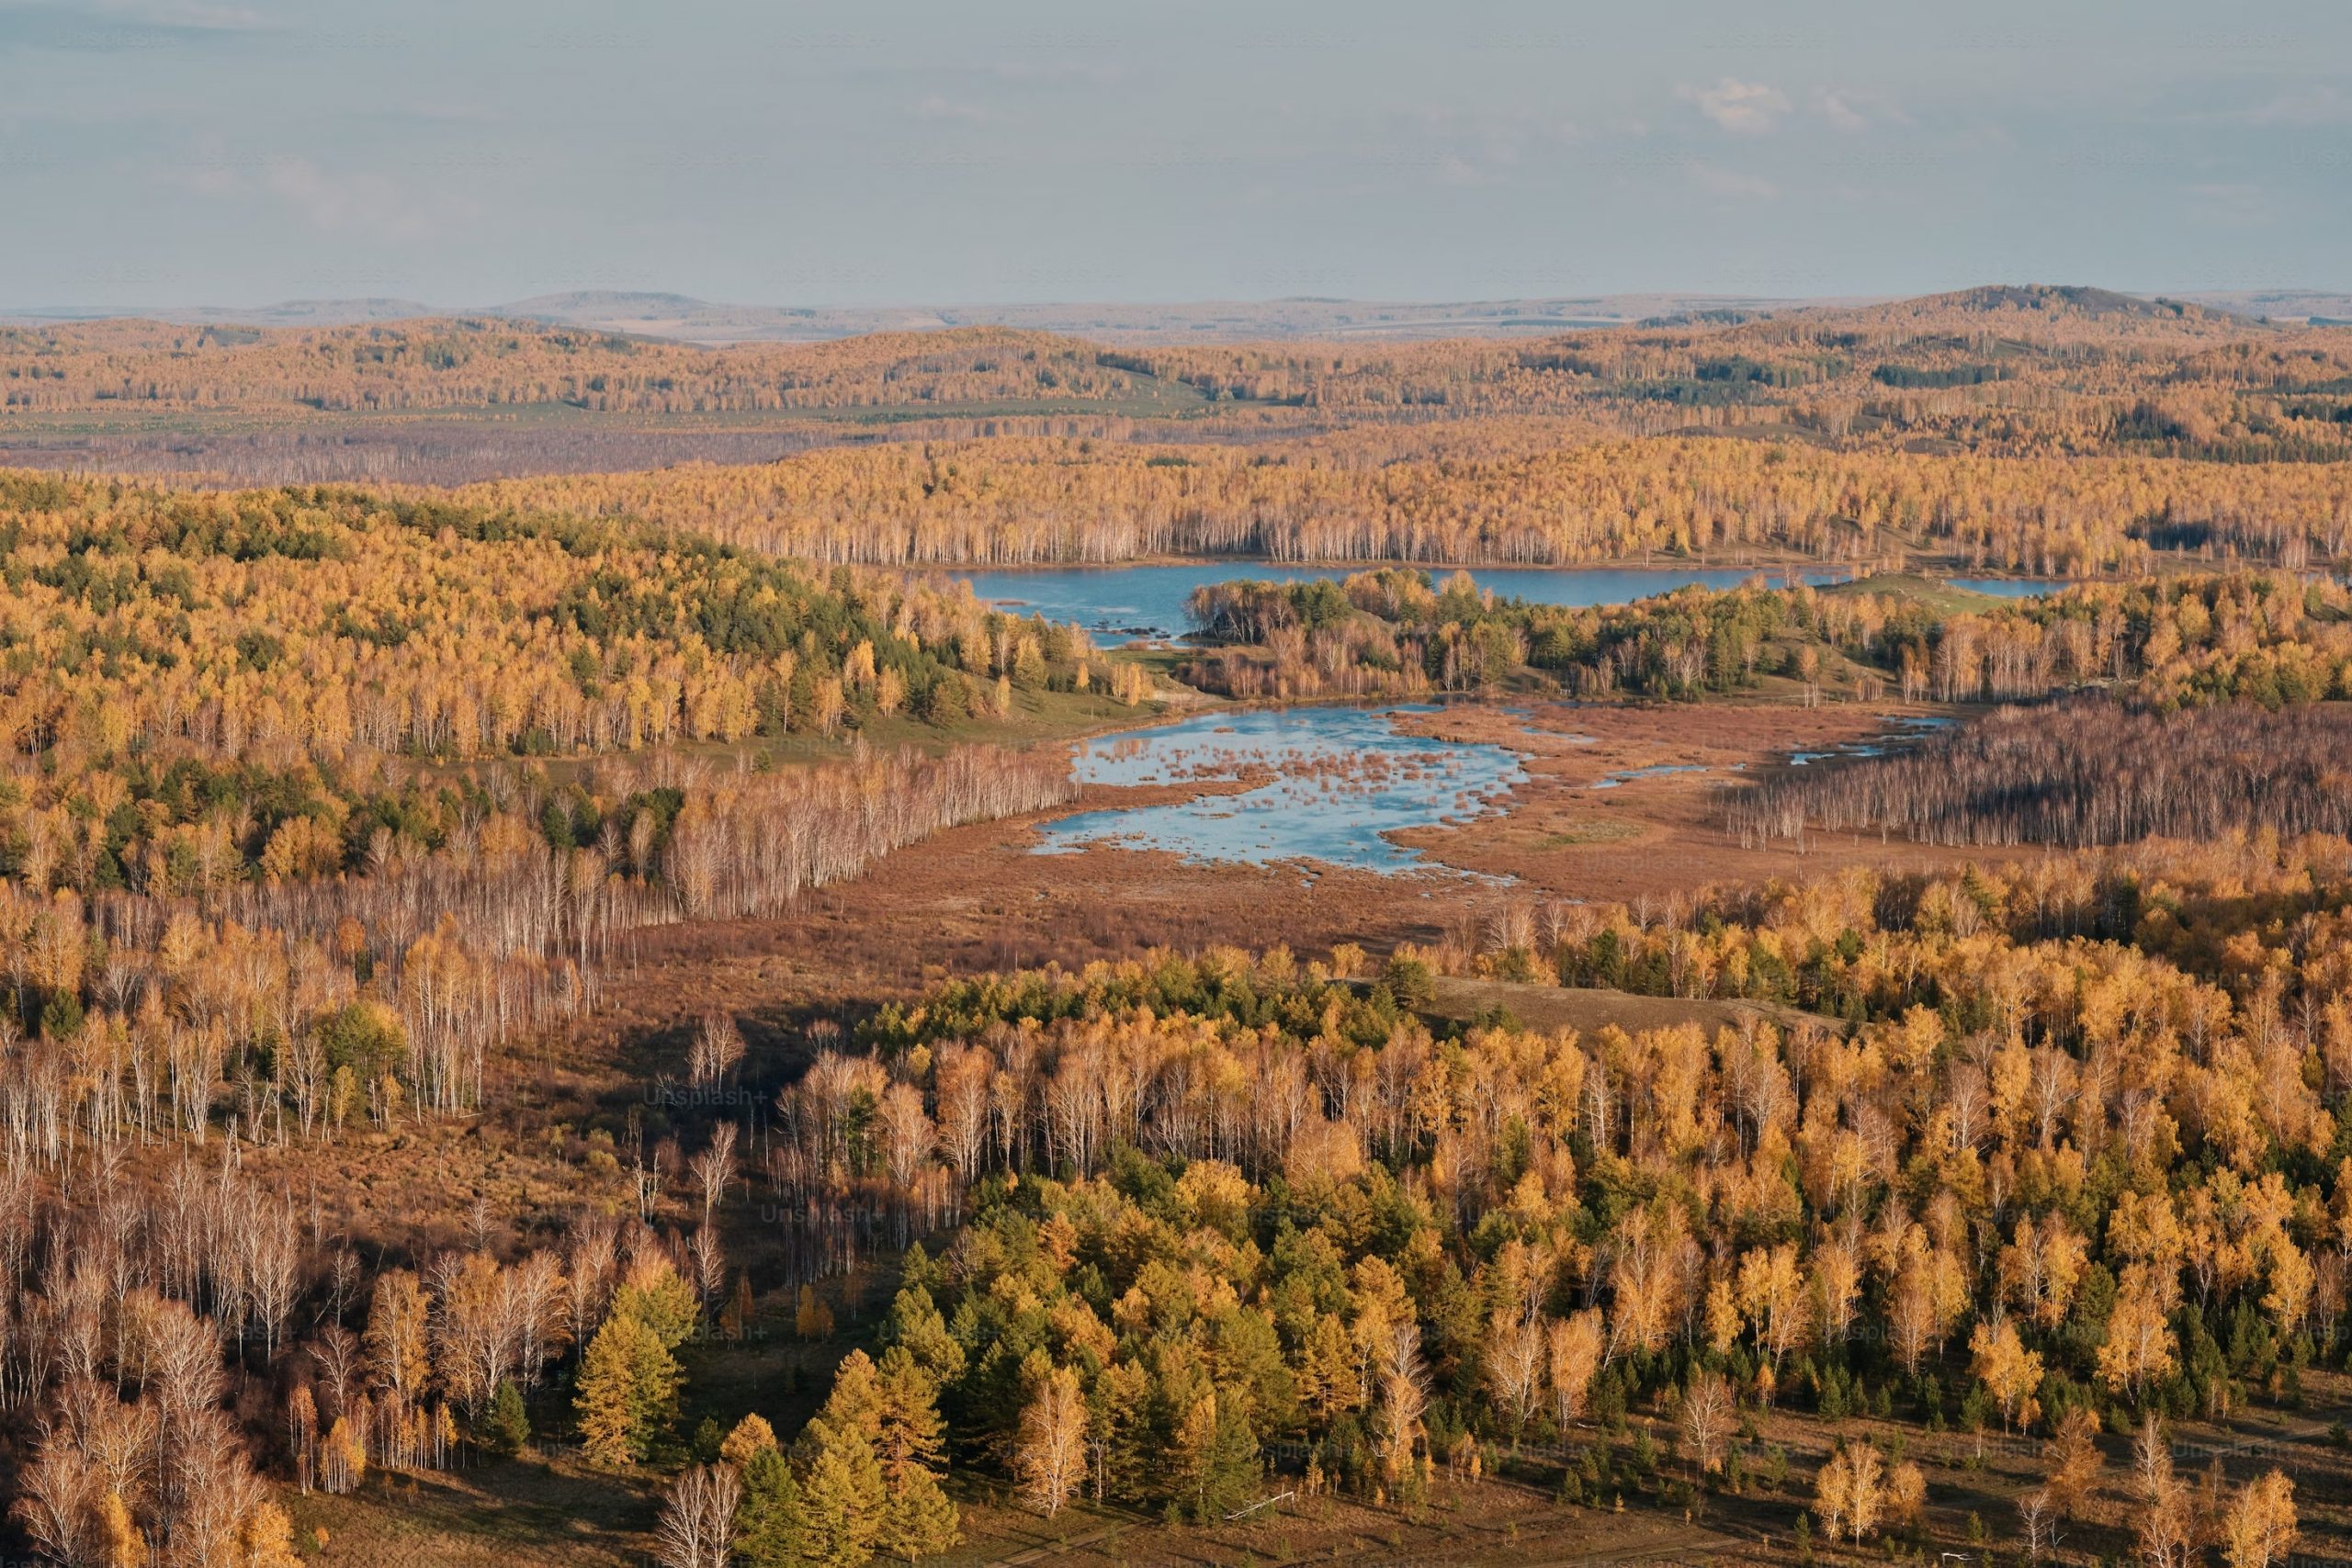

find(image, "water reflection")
[1784,713,1955,766]
[956,563,2065,643]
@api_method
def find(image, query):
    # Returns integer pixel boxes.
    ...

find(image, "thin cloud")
[1395,104,1581,187]
[1437,154,1504,187]
[984,60,1128,87]
[1690,163,1779,200]
[262,157,473,243]
[150,135,241,196]
[152,148,472,243]
[1678,78,1790,136]
[0,0,263,51]
[1813,88,1911,132]
[1815,91,1867,131]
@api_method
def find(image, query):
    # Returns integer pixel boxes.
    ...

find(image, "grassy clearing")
[287,1455,654,1567]
[1824,570,2020,616]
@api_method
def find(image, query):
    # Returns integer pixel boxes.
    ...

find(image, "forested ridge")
[14,288,2352,466]
[0,463,1130,1118]
[0,321,1167,418]
[0,468,1153,780]
[1106,287,2352,460]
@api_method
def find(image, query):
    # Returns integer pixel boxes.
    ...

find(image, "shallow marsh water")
[1039,705,1526,872]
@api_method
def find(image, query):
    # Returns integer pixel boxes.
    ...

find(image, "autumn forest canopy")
[6,288,2352,574]
[1,288,2350,1568]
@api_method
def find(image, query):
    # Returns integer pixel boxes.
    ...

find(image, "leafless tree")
[310,1325,364,1420]
[655,1463,741,1568]
[689,1123,739,1223]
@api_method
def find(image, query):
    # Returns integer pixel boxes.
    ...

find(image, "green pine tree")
[575,1315,647,1465]
[818,1348,887,1443]
[627,1320,684,1451]
[737,1445,812,1568]
[1168,1384,1261,1524]
[611,1261,701,1350]
[797,1416,887,1568]
[872,1346,959,1562]
[876,1464,958,1565]
[873,1348,946,1479]
[483,1377,530,1456]
[573,1312,682,1466]
[880,1284,967,1384]
[1088,1359,1153,1506]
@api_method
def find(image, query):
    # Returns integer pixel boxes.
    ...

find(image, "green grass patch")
[1825,571,2019,617]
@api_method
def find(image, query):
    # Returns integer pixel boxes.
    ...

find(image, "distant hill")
[1784,283,2253,334]
[12,283,2343,344]
[2178,288,2352,323]
[4,297,436,327]
[479,291,1865,344]
[5,291,1861,344]
[7,283,2348,485]
[1931,283,2214,319]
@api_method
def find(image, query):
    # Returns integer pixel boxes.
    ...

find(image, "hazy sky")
[4,0,2348,307]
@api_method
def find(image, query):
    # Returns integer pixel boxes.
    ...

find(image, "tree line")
[0,321,1173,419]
[1174,568,2352,709]
[447,429,2352,575]
[0,471,1144,803]
[14,288,2352,468]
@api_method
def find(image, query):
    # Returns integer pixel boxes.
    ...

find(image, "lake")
[1039,705,1526,873]
[955,562,2064,642]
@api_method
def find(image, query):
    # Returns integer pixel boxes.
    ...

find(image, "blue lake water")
[955,563,2064,642]
[1039,705,1527,873]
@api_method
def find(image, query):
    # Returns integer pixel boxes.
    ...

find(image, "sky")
[3,0,2348,309]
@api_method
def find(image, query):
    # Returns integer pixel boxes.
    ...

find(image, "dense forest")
[449,431,2352,574]
[0,469,1136,1562]
[639,830,2346,1558]
[1175,568,2352,707]
[1105,287,2352,460]
[0,322,1177,419]
[3,289,2350,1568]
[12,288,2352,466]
[7,817,2344,1563]
[0,467,1133,1106]
[0,470,1152,776]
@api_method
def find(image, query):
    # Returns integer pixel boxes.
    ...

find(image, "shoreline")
[935,552,2040,578]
